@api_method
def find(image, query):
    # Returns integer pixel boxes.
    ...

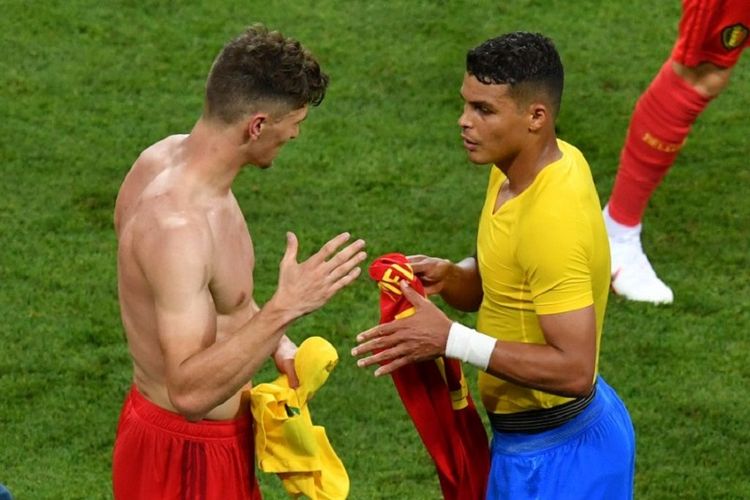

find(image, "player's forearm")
[446,321,594,398]
[439,257,483,312]
[485,341,595,397]
[168,300,294,420]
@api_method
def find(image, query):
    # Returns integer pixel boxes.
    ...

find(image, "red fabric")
[672,0,749,68]
[608,60,711,226]
[369,253,490,500]
[113,385,262,500]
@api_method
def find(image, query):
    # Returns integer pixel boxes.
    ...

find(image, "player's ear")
[247,113,268,140]
[527,102,550,132]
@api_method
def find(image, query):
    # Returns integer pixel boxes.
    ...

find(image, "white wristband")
[445,322,496,370]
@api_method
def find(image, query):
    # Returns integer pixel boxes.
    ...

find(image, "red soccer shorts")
[112,386,261,500]
[672,0,750,68]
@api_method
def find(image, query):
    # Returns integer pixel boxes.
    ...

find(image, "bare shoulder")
[136,134,189,168]
[126,200,215,302]
[114,134,188,235]
[123,134,188,190]
[116,133,215,288]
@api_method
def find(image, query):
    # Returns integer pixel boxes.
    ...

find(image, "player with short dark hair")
[112,25,366,499]
[466,31,564,117]
[353,32,635,499]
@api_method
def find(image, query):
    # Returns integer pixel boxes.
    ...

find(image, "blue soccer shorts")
[486,377,636,500]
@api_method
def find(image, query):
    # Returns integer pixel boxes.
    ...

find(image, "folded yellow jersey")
[250,336,349,499]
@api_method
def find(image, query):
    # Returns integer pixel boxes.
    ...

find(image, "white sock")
[603,204,641,243]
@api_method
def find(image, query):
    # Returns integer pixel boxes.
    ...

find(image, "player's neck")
[180,119,245,198]
[502,134,561,195]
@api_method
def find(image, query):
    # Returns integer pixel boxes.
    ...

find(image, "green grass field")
[1,1,749,498]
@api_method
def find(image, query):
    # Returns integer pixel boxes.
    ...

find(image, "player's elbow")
[169,391,209,422]
[567,376,595,398]
[565,365,595,397]
[181,409,207,422]
[464,293,484,312]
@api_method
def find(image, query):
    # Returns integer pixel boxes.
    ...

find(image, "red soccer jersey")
[672,0,750,67]
[369,253,490,500]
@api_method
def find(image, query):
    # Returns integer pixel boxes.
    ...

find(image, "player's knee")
[697,68,732,97]
[672,61,733,98]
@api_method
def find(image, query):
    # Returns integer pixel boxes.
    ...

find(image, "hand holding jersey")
[251,336,349,500]
[113,25,365,500]
[355,253,489,500]
[272,333,299,388]
[353,32,635,499]
[404,254,453,295]
[354,279,452,375]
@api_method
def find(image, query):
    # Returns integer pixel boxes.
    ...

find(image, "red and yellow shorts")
[113,386,261,500]
[672,0,750,67]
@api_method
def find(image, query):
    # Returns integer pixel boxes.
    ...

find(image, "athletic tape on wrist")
[445,322,496,370]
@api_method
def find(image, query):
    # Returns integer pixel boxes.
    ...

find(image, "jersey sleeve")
[516,207,594,315]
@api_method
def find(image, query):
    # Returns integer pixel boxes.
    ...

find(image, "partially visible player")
[0,484,12,500]
[353,32,635,499]
[604,0,749,304]
[112,25,366,500]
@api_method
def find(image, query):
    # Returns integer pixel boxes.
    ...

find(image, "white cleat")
[609,233,674,304]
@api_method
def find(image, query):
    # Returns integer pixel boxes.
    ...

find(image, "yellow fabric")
[476,140,610,414]
[432,357,470,411]
[250,337,349,499]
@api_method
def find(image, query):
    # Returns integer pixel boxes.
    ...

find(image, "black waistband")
[488,386,597,434]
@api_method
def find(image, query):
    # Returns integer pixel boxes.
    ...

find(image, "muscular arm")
[140,221,293,420]
[353,284,596,398]
[484,305,596,397]
[141,222,364,421]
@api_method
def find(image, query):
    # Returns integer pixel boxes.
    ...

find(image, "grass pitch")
[1,1,748,498]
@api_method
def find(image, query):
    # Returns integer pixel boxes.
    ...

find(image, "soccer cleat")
[608,232,674,304]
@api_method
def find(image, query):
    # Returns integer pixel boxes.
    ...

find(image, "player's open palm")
[276,231,366,317]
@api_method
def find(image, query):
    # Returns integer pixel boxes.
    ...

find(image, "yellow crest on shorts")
[721,24,748,50]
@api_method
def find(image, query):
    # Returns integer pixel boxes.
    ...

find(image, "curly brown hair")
[204,24,329,124]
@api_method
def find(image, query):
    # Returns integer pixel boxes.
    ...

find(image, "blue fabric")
[0,484,13,500]
[486,378,635,500]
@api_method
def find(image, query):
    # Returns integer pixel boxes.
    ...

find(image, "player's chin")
[252,157,274,169]
[464,149,489,165]
[245,158,273,169]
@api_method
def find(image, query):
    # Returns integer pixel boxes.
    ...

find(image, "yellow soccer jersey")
[476,139,610,414]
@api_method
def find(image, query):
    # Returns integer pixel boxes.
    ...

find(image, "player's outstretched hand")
[274,232,366,318]
[407,254,453,295]
[351,280,452,376]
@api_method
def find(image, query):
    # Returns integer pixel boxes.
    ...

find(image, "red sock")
[608,59,712,226]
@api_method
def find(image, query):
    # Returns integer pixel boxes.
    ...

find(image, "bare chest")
[207,209,255,316]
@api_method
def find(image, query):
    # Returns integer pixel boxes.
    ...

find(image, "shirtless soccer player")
[112,25,366,500]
